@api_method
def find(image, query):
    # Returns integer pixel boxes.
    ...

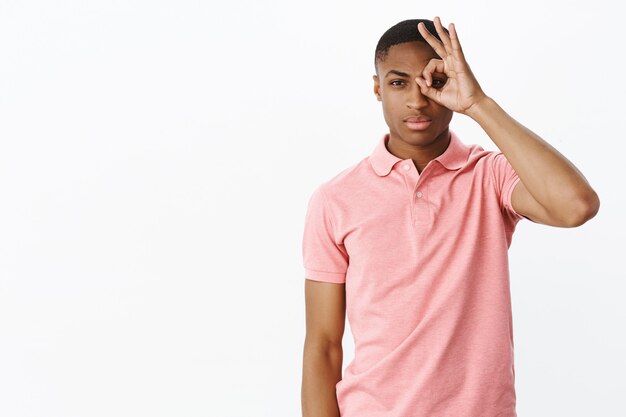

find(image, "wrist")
[464,94,492,119]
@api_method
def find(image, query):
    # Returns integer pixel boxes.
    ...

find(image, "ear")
[373,74,381,101]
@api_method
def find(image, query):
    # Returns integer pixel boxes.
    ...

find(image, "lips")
[404,117,432,131]
[404,116,431,122]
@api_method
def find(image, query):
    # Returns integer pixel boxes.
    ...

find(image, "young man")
[301,17,599,417]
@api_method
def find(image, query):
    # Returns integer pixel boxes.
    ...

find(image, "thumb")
[415,76,431,94]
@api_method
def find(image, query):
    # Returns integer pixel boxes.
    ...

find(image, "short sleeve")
[301,185,349,283]
[489,151,525,222]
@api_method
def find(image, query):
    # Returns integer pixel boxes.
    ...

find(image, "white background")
[1,1,624,416]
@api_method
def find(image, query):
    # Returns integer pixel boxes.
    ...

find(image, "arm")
[302,279,346,417]
[466,96,600,227]
[414,17,600,227]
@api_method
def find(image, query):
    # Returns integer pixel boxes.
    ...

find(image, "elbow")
[303,334,344,354]
[566,191,600,227]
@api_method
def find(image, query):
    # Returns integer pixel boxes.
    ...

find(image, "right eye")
[390,80,406,86]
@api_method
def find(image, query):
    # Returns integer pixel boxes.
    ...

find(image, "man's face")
[373,41,453,145]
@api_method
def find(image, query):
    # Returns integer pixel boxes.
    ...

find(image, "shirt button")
[403,164,410,170]
[416,191,423,198]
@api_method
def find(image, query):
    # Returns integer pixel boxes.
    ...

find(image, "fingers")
[433,16,453,56]
[419,17,466,63]
[414,58,444,105]
[417,22,447,59]
[447,22,466,61]
[414,75,441,102]
[417,59,445,87]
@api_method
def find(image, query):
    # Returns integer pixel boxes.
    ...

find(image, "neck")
[386,128,451,172]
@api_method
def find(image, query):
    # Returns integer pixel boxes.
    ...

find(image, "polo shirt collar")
[369,130,469,176]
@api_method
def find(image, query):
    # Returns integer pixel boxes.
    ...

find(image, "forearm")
[466,95,600,219]
[302,343,343,417]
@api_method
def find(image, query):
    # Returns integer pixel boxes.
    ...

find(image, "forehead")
[379,41,439,73]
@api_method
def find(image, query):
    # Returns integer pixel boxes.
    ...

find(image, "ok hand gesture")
[416,17,488,115]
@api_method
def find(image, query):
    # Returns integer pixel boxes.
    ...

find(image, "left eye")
[390,79,446,87]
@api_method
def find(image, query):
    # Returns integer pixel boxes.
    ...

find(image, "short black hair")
[374,19,449,74]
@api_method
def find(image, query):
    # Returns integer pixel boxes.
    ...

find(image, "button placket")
[400,162,419,228]
[403,163,434,234]
[413,173,430,230]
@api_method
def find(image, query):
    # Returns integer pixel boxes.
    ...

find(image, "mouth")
[404,119,432,131]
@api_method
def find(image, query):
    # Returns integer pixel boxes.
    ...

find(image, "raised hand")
[416,17,488,115]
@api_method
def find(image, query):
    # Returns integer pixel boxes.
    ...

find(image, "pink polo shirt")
[302,129,526,417]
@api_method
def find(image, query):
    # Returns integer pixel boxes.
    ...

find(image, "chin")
[402,125,436,138]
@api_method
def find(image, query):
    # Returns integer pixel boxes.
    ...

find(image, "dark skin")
[302,15,599,417]
[302,35,478,417]
[374,17,598,226]
[373,41,456,174]
[302,39,457,417]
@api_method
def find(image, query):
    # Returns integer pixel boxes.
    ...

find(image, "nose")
[406,82,429,110]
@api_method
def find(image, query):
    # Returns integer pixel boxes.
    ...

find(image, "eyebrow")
[384,69,447,79]
[385,69,410,79]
